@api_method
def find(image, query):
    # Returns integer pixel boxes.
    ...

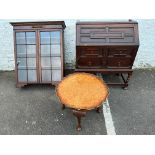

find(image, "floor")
[109,70,155,135]
[0,71,107,135]
[0,69,155,135]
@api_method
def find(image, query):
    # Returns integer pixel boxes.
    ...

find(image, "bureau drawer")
[108,47,133,57]
[77,47,102,56]
[107,57,132,68]
[77,56,105,68]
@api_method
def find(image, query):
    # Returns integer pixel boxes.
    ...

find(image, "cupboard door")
[40,31,61,83]
[51,31,61,82]
[16,31,37,83]
[40,32,52,82]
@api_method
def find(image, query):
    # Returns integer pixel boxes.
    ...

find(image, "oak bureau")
[75,20,139,89]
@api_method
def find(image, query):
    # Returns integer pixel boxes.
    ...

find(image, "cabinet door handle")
[17,61,20,65]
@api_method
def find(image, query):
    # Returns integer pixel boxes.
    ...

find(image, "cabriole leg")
[62,104,66,110]
[96,107,101,113]
[72,109,86,131]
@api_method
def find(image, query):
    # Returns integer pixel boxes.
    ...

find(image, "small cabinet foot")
[123,86,128,90]
[16,83,27,88]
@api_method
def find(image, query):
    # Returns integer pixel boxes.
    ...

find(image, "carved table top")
[56,73,109,110]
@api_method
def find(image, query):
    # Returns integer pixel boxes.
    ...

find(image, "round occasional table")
[56,73,109,131]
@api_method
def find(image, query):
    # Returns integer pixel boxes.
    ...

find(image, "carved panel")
[77,22,139,45]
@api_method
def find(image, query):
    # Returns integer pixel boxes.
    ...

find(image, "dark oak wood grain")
[76,20,139,89]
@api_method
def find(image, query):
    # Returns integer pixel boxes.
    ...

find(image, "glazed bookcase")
[11,21,66,88]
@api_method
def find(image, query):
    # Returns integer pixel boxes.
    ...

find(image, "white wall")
[0,19,155,70]
[0,20,14,70]
[134,20,155,68]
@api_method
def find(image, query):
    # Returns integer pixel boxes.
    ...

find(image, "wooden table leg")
[62,104,66,110]
[72,109,86,131]
[121,73,132,90]
[96,107,101,113]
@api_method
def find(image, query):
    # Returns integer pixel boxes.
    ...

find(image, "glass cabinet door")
[16,32,37,83]
[40,31,62,83]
